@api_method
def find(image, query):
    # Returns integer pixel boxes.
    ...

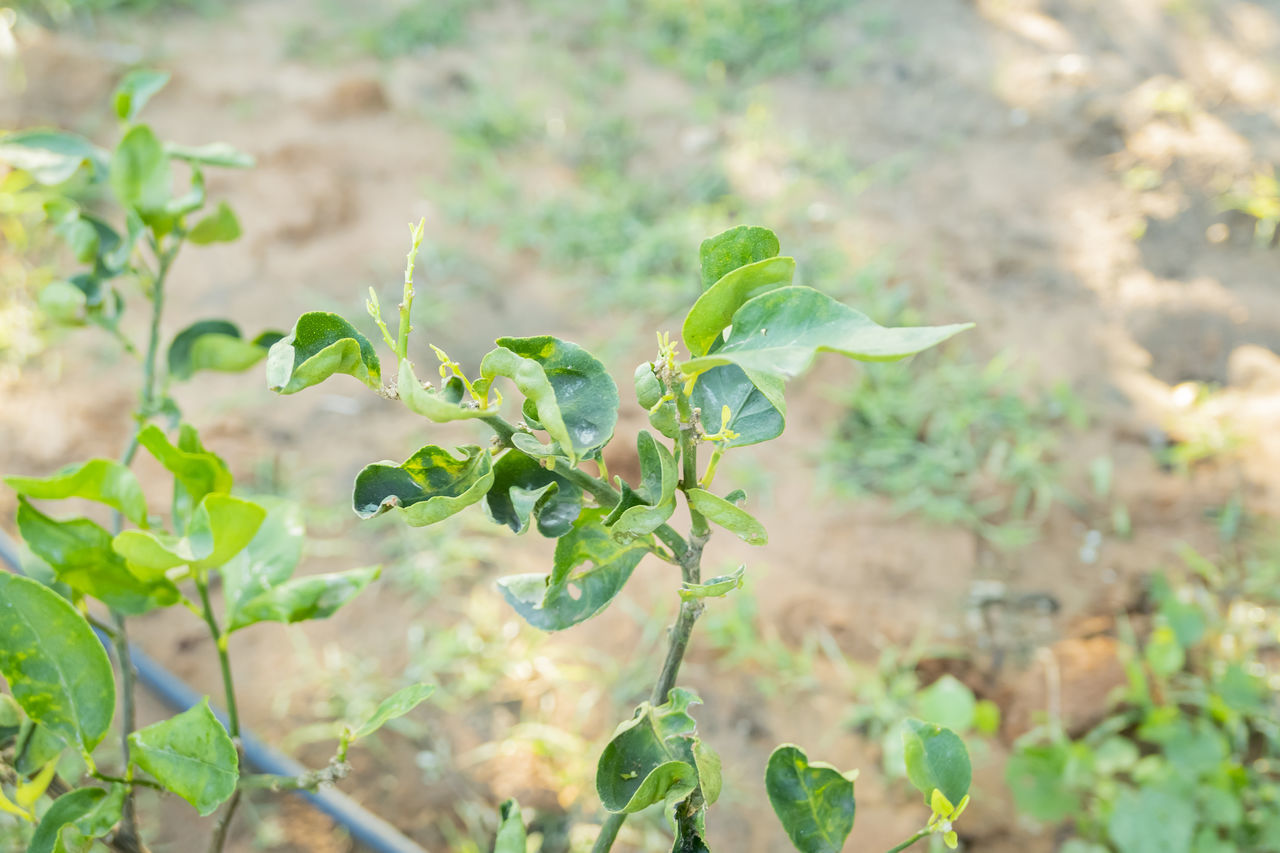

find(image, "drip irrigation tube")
[0,528,426,853]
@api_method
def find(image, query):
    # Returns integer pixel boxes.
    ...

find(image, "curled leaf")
[266,312,382,394]
[353,445,494,526]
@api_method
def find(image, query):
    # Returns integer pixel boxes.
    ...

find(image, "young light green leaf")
[497,508,649,631]
[113,69,170,122]
[110,124,172,214]
[167,320,280,381]
[128,700,238,816]
[397,359,497,422]
[351,683,435,740]
[604,431,678,541]
[634,362,680,440]
[0,130,107,185]
[187,201,241,245]
[901,719,972,807]
[266,312,382,394]
[689,364,785,448]
[0,573,115,759]
[164,141,255,169]
[229,565,381,632]
[6,458,147,528]
[136,424,233,525]
[680,286,973,382]
[481,336,618,465]
[493,798,527,853]
[765,744,857,853]
[597,688,703,813]
[915,675,977,732]
[683,255,795,357]
[16,499,178,613]
[699,225,781,291]
[679,566,745,601]
[28,787,108,853]
[113,493,266,579]
[484,449,582,538]
[353,445,494,526]
[38,280,88,325]
[685,489,767,545]
[221,498,305,630]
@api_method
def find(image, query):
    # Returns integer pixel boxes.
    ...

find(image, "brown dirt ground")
[4,0,1280,851]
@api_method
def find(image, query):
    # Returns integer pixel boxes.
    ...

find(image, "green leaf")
[128,700,238,816]
[0,573,115,759]
[6,458,147,528]
[498,508,649,631]
[221,498,305,631]
[136,424,233,525]
[1108,786,1194,853]
[0,130,107,185]
[113,69,170,122]
[229,565,380,632]
[680,286,972,382]
[699,225,780,292]
[1005,740,1078,822]
[110,124,172,214]
[634,362,680,441]
[493,798,527,853]
[167,320,278,381]
[901,719,971,807]
[266,312,382,394]
[683,256,795,357]
[765,744,857,853]
[915,675,977,732]
[605,431,678,541]
[679,565,745,601]
[481,336,618,465]
[38,280,88,324]
[484,449,582,538]
[685,489,767,545]
[693,739,723,806]
[353,445,494,526]
[164,141,255,169]
[1144,625,1184,677]
[397,359,498,422]
[351,683,435,740]
[113,493,266,579]
[596,688,703,814]
[28,787,107,853]
[689,364,785,448]
[187,202,241,245]
[14,722,67,776]
[15,499,178,613]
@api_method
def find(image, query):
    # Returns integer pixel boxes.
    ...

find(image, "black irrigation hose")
[0,528,426,853]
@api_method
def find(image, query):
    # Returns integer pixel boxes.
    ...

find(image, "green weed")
[827,350,1086,549]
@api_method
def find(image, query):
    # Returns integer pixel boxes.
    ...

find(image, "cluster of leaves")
[0,69,278,404]
[0,71,428,852]
[827,350,1086,549]
[1007,552,1280,853]
[266,222,974,850]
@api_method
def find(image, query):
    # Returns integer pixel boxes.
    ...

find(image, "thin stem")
[885,829,930,853]
[594,388,711,853]
[480,415,516,448]
[108,235,179,847]
[196,576,243,853]
[396,219,426,360]
[195,578,240,737]
[92,772,164,792]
